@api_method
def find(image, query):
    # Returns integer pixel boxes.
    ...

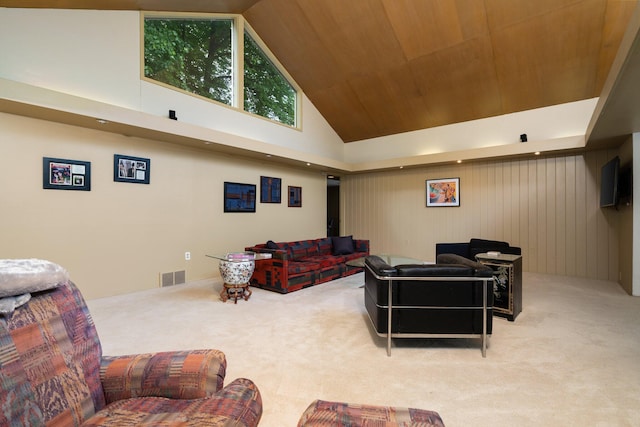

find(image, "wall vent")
[174,270,186,285]
[160,271,187,287]
[161,272,174,287]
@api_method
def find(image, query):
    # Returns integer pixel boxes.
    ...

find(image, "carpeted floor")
[87,272,640,427]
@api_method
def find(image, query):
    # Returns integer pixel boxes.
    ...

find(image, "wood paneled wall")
[342,149,620,281]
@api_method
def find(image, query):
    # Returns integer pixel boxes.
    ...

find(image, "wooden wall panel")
[342,149,620,281]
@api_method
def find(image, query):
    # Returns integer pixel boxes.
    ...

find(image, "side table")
[475,252,522,321]
[207,252,272,303]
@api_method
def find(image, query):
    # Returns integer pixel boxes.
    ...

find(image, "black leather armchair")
[435,238,521,260]
[364,254,494,357]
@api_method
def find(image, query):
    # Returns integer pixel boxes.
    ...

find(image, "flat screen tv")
[600,156,620,208]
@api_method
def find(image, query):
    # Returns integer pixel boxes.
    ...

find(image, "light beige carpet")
[87,272,640,427]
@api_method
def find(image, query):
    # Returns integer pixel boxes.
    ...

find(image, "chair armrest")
[201,378,263,427]
[100,349,226,404]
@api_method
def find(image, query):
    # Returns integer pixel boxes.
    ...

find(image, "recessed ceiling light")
[534,151,541,155]
[399,166,404,169]
[96,119,108,124]
[457,160,462,164]
[306,162,311,166]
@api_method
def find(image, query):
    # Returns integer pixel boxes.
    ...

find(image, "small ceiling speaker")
[169,110,177,120]
[520,134,527,142]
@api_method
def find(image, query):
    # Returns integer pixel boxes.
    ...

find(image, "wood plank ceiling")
[2,0,638,143]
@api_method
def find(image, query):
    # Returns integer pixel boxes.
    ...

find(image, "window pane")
[144,18,233,105]
[244,31,296,126]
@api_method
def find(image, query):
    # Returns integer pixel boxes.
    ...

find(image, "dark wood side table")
[475,253,522,321]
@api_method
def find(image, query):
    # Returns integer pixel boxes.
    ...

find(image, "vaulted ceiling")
[2,0,639,145]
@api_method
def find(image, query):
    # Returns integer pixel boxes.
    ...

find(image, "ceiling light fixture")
[534,151,541,155]
[457,160,462,164]
[96,119,108,124]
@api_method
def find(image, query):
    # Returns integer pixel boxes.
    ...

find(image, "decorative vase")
[219,258,255,285]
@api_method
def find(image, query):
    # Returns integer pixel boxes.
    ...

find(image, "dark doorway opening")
[327,176,340,237]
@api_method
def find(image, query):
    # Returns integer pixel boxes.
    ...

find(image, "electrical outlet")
[185,252,191,261]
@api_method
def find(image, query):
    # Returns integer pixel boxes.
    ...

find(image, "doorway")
[327,176,340,237]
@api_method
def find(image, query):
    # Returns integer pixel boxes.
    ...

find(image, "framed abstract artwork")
[224,182,257,212]
[288,186,302,207]
[114,154,150,184]
[260,176,281,203]
[426,178,460,207]
[43,157,91,191]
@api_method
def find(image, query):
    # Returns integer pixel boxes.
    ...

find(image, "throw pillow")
[266,240,279,249]
[0,259,69,298]
[332,235,355,255]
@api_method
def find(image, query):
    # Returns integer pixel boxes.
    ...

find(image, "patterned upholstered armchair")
[0,259,262,426]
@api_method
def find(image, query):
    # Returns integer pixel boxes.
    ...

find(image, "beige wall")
[342,149,621,282]
[0,113,327,299]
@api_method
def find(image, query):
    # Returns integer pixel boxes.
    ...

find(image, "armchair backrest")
[0,281,106,425]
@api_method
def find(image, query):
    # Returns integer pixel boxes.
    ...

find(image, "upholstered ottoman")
[297,400,445,426]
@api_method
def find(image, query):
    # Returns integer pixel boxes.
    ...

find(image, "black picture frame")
[114,154,150,184]
[43,157,91,191]
[288,186,302,207]
[224,182,257,213]
[260,176,282,203]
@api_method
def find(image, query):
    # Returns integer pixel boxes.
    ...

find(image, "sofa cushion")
[288,261,321,275]
[283,240,320,260]
[331,235,355,255]
[317,237,332,255]
[301,255,336,269]
[85,378,262,427]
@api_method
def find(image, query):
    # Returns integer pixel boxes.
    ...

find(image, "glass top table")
[206,252,272,262]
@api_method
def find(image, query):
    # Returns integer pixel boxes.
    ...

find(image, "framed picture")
[426,178,460,207]
[224,182,256,213]
[43,157,91,191]
[288,186,302,207]
[260,176,281,203]
[114,154,150,184]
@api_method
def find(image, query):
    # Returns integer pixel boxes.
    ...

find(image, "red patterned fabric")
[246,238,369,293]
[297,400,445,427]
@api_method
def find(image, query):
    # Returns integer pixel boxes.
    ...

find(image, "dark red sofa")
[245,236,369,293]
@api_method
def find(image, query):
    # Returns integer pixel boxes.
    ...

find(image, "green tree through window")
[144,18,233,105]
[144,16,298,127]
[244,31,296,126]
